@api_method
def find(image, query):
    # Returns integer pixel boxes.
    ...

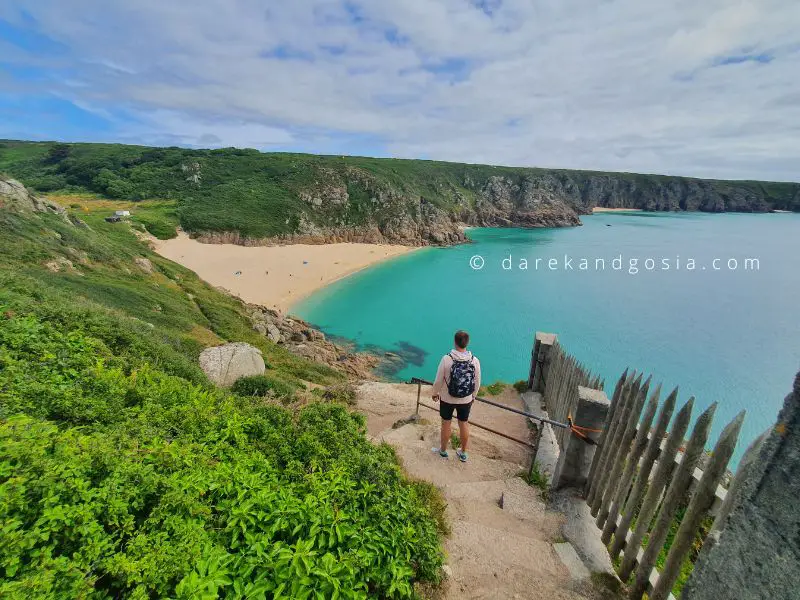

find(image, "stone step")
[392,442,526,485]
[553,542,591,581]
[549,488,617,576]
[447,494,562,543]
[500,489,547,520]
[445,520,588,600]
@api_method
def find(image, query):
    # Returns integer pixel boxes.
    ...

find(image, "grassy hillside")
[0,196,446,597]
[2,139,796,245]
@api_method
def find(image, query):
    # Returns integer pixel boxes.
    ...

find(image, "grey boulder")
[199,342,265,387]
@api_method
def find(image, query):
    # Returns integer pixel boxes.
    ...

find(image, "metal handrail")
[409,377,568,429]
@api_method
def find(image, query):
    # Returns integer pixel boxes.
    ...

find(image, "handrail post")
[415,380,421,416]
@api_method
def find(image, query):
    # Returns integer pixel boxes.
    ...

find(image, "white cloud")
[2,0,799,181]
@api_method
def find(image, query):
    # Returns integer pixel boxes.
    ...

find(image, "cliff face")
[568,173,774,212]
[192,168,582,247]
[288,169,582,246]
[2,140,798,248]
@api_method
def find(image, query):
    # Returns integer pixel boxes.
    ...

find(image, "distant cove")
[295,211,800,466]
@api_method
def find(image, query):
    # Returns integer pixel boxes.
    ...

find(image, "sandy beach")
[151,232,418,312]
[591,207,643,213]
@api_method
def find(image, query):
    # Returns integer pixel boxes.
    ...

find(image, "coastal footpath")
[2,139,798,248]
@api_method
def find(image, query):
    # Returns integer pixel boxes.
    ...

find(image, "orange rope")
[567,414,604,433]
[567,415,602,445]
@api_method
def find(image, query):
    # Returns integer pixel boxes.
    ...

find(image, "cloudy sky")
[1,1,799,181]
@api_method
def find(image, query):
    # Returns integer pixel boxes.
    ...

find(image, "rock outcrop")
[199,342,266,387]
[0,176,69,221]
[247,305,379,378]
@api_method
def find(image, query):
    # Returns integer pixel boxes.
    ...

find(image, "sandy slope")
[150,231,418,312]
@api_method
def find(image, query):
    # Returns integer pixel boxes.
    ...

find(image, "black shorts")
[439,401,473,422]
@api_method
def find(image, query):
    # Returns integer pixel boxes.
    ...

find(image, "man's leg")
[440,418,452,453]
[457,419,469,452]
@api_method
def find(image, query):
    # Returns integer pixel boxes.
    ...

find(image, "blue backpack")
[446,352,476,398]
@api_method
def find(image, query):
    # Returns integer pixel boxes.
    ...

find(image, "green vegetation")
[2,140,797,245]
[314,382,358,406]
[231,374,298,403]
[0,201,445,597]
[519,463,549,494]
[590,572,625,600]
[482,381,506,396]
[610,496,714,597]
[450,432,461,450]
[513,380,529,393]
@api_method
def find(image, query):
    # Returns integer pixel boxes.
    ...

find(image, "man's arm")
[473,357,481,400]
[431,356,446,400]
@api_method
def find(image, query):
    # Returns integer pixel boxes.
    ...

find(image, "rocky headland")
[3,140,798,248]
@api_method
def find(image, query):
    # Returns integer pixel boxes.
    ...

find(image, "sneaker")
[456,449,468,463]
[432,447,449,458]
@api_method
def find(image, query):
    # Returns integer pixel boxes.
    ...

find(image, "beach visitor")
[431,330,481,463]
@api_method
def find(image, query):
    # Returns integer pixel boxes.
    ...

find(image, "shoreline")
[591,207,644,213]
[150,231,420,313]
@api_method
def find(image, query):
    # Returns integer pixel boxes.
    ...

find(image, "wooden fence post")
[629,402,717,600]
[619,397,695,581]
[590,374,642,516]
[530,332,556,393]
[649,411,745,600]
[586,369,628,497]
[600,384,661,544]
[609,388,678,559]
[596,376,652,528]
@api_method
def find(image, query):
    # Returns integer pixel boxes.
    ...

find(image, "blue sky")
[1,0,799,181]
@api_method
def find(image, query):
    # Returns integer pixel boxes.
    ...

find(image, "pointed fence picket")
[541,341,604,452]
[578,367,745,600]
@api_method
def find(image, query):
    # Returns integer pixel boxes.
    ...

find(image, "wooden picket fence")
[542,340,604,451]
[584,369,745,600]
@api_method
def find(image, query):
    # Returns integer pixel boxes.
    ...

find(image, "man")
[431,330,481,463]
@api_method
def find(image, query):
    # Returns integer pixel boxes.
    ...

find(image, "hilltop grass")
[0,203,448,597]
[2,140,798,244]
[0,204,340,385]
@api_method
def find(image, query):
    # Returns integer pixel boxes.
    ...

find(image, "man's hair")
[454,330,470,349]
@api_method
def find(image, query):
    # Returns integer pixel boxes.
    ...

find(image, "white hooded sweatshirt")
[431,349,481,405]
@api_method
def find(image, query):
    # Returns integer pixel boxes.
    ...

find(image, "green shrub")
[409,479,450,537]
[232,374,296,400]
[0,312,445,598]
[320,382,358,405]
[0,205,442,597]
[134,213,177,240]
[519,463,549,494]
[450,432,460,449]
[483,381,506,396]
[513,380,528,393]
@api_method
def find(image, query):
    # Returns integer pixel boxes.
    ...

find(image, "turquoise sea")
[294,212,800,466]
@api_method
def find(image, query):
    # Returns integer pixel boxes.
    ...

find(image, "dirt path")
[356,382,595,600]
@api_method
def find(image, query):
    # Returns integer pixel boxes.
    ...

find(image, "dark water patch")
[303,324,428,381]
[394,341,428,367]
